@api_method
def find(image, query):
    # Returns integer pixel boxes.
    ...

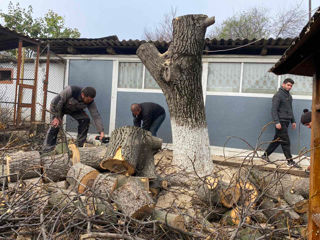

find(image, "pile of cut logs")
[0,126,311,239]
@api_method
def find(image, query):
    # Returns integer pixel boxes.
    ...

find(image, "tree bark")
[152,209,186,231]
[196,178,240,208]
[137,14,215,177]
[112,176,155,219]
[66,163,99,193]
[100,126,161,178]
[2,147,107,183]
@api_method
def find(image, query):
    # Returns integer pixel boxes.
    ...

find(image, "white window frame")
[203,56,312,99]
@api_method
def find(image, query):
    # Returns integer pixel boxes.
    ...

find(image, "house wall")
[18,54,312,156]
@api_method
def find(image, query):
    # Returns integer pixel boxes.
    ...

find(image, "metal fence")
[0,46,66,127]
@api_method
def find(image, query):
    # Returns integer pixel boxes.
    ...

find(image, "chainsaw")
[95,136,110,144]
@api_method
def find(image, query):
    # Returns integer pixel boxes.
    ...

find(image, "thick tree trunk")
[137,14,215,176]
[78,146,107,170]
[92,173,119,199]
[47,188,117,222]
[100,126,161,178]
[66,163,99,193]
[196,178,241,208]
[3,151,70,182]
[112,176,155,219]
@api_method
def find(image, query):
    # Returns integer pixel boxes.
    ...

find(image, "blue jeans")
[149,113,166,136]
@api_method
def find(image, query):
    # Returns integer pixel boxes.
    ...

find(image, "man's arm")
[141,118,152,130]
[271,94,281,124]
[133,114,141,127]
[87,102,104,133]
[50,86,73,119]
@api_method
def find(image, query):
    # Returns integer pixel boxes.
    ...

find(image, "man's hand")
[51,117,61,128]
[99,132,105,140]
[292,123,296,129]
[276,123,281,130]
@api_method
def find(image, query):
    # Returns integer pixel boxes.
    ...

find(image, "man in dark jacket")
[42,86,105,152]
[262,78,300,167]
[131,102,165,136]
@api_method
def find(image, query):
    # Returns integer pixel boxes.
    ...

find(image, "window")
[242,63,278,94]
[280,74,312,96]
[207,63,241,92]
[118,62,143,88]
[118,62,160,89]
[0,69,13,84]
[144,69,159,89]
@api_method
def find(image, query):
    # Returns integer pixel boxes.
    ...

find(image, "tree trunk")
[92,173,119,199]
[3,151,71,182]
[152,209,186,231]
[2,147,107,183]
[100,126,162,178]
[196,178,241,208]
[137,14,215,177]
[47,188,117,222]
[78,146,107,170]
[112,176,155,219]
[66,163,99,193]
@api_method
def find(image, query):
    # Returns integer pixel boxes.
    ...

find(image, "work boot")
[287,160,301,169]
[261,154,271,162]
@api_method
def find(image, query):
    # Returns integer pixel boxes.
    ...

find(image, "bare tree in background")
[272,4,307,38]
[143,7,177,41]
[208,4,307,40]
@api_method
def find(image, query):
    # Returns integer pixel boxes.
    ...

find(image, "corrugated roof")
[0,25,39,50]
[40,36,293,56]
[271,8,320,76]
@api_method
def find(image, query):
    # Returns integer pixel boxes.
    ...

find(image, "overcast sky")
[0,0,318,40]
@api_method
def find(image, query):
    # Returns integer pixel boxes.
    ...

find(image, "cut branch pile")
[0,125,311,239]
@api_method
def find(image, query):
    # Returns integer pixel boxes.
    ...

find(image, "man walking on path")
[42,86,105,152]
[131,102,166,136]
[262,78,300,167]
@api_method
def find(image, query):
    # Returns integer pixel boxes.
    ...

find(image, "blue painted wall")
[205,95,311,155]
[115,93,311,155]
[67,60,113,134]
[115,92,172,142]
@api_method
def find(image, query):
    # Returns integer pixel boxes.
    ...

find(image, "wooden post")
[31,45,40,122]
[42,44,50,122]
[13,40,22,125]
[308,60,320,239]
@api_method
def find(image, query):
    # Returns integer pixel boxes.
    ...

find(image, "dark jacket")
[271,87,295,124]
[133,102,165,130]
[50,86,104,133]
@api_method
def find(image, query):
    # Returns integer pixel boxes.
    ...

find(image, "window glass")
[280,74,312,96]
[242,63,278,93]
[118,62,143,88]
[0,69,12,82]
[144,68,160,89]
[207,63,241,92]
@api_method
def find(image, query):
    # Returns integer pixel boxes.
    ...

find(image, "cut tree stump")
[66,163,99,193]
[100,126,162,177]
[112,176,155,219]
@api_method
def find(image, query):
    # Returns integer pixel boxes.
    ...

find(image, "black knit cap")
[301,109,312,125]
[82,87,96,98]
